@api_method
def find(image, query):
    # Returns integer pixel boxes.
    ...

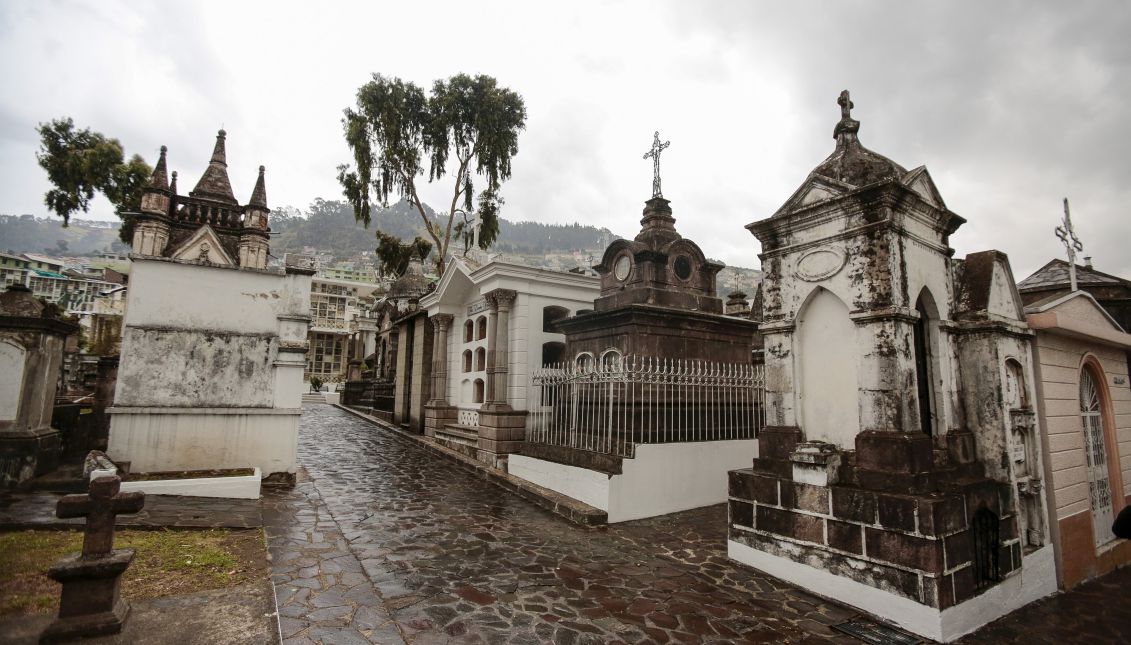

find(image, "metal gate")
[1080,369,1115,547]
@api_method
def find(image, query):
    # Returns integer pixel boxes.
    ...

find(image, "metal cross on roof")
[1055,197,1085,291]
[642,131,671,199]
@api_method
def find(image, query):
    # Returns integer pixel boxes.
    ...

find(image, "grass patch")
[0,528,267,617]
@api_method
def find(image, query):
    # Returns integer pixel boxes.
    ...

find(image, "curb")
[332,404,608,527]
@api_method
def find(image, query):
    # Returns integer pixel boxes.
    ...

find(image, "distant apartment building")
[306,276,381,381]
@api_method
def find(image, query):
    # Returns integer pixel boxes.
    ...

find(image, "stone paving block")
[259,404,1131,645]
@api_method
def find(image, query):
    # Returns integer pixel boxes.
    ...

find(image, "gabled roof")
[1025,290,1131,347]
[1018,258,1126,292]
[168,225,236,266]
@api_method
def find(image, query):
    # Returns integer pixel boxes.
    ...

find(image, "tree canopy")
[35,117,151,244]
[337,73,526,275]
[375,232,433,279]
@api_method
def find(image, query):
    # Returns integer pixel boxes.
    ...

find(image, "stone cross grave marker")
[41,475,145,643]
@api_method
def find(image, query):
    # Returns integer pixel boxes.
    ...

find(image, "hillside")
[0,214,124,256]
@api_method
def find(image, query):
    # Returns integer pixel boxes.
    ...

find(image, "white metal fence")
[529,355,765,458]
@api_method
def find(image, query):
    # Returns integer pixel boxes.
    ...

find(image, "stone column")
[427,314,453,405]
[483,289,516,410]
[476,289,525,470]
[423,314,457,438]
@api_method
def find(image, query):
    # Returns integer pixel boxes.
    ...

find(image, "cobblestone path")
[265,405,1131,644]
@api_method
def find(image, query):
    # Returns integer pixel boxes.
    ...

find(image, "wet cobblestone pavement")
[268,405,1131,644]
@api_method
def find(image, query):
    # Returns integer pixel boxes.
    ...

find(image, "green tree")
[375,232,432,279]
[337,73,526,275]
[35,118,151,244]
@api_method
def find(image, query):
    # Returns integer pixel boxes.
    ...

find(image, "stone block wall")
[728,466,1022,609]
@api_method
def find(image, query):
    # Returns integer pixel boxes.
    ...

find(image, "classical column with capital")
[427,314,453,406]
[483,289,516,410]
[475,288,526,469]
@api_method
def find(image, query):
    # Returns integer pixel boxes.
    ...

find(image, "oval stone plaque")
[796,248,845,282]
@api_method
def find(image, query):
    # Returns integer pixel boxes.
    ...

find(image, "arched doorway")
[1080,364,1116,546]
[913,289,939,436]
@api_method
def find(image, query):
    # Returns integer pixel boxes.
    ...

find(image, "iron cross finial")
[838,90,853,120]
[642,131,671,199]
[1055,197,1085,291]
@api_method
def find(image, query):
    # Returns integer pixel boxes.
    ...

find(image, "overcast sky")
[1,1,1128,279]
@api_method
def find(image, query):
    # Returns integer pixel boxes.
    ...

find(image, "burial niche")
[797,288,858,447]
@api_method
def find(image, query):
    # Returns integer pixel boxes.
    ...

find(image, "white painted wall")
[728,539,1057,643]
[108,408,300,476]
[509,438,759,522]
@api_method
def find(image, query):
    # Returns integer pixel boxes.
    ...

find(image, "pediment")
[772,174,854,217]
[902,166,946,210]
[168,225,235,266]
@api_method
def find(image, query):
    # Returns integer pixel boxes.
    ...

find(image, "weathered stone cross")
[57,475,145,557]
[642,131,671,199]
[1055,197,1084,291]
[838,89,853,119]
[42,475,145,642]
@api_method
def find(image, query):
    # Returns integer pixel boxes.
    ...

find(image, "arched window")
[476,315,487,340]
[542,305,570,333]
[575,352,594,373]
[463,320,474,343]
[462,350,472,373]
[913,289,940,436]
[600,349,622,370]
[473,378,485,403]
[1080,363,1116,546]
[475,347,486,371]
[1004,359,1028,409]
[542,341,566,367]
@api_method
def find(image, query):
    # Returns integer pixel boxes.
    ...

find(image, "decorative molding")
[795,248,846,282]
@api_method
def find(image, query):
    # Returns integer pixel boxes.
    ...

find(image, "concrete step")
[301,393,326,403]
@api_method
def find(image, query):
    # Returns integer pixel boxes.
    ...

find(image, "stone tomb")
[0,284,78,488]
[509,182,762,521]
[728,92,1057,642]
[107,131,313,483]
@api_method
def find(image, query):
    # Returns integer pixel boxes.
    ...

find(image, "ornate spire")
[169,170,178,195]
[833,90,860,139]
[147,145,170,192]
[189,129,238,204]
[248,165,267,209]
[211,129,228,166]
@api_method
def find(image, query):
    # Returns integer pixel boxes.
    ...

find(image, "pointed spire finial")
[211,129,228,167]
[248,164,268,210]
[834,89,860,139]
[147,145,170,191]
[170,170,178,195]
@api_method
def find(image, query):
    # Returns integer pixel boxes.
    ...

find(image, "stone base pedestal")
[0,427,61,489]
[423,403,457,438]
[477,408,528,469]
[42,549,134,642]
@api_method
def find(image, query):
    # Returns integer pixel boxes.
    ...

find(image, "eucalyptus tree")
[35,117,151,244]
[337,73,526,275]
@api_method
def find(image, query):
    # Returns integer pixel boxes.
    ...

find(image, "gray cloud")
[1,0,1128,280]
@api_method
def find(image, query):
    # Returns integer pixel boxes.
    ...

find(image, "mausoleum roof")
[810,90,907,188]
[388,254,433,301]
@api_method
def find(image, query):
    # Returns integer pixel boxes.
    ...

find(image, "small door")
[1080,368,1115,547]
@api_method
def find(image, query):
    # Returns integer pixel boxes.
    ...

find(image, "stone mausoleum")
[728,92,1057,641]
[107,131,313,483]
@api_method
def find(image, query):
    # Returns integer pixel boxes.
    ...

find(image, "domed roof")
[388,254,432,301]
[811,90,906,188]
